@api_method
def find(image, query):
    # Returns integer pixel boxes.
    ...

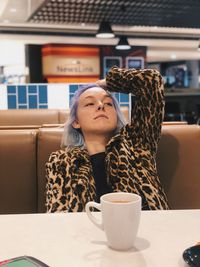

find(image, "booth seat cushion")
[0,129,38,214]
[157,125,200,209]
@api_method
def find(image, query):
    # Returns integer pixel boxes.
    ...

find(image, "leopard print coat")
[46,67,169,212]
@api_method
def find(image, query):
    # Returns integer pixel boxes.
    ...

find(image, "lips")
[94,114,108,120]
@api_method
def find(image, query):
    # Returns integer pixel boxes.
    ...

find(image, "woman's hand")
[96,79,107,90]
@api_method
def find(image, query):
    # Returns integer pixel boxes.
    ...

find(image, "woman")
[46,66,169,212]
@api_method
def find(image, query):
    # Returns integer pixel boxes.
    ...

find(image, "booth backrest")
[0,109,60,126]
[0,129,38,214]
[59,109,70,124]
[59,108,130,123]
[0,124,200,213]
[37,125,200,212]
[0,108,128,127]
[157,125,200,209]
[37,128,63,212]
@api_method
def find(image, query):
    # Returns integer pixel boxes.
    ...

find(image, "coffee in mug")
[110,200,131,203]
[85,192,141,251]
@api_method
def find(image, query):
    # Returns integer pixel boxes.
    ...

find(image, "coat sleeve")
[106,66,165,154]
[45,150,87,213]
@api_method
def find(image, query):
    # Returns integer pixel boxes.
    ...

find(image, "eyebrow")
[83,95,112,100]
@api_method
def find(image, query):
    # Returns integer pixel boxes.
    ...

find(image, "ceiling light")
[96,21,115,38]
[116,36,131,50]
[170,53,177,60]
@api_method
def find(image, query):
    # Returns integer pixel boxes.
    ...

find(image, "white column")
[0,85,8,109]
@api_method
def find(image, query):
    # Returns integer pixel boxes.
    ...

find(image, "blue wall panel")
[7,84,48,109]
[5,84,130,110]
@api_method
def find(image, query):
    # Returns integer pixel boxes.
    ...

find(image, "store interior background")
[0,0,200,123]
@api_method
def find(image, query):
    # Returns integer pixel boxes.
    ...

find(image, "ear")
[72,119,81,129]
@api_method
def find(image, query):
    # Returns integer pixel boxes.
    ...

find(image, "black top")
[90,152,112,202]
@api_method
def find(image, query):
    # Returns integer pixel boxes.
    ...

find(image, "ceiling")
[29,0,200,29]
[0,0,200,62]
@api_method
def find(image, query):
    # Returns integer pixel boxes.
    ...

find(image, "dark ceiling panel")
[29,0,200,29]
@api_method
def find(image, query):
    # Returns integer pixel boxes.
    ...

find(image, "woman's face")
[72,87,118,137]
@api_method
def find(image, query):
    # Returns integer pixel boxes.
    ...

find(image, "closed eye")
[85,103,94,106]
[104,102,114,106]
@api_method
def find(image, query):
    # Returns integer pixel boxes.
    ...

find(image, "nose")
[97,102,105,111]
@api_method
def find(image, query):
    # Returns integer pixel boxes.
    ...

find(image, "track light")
[96,21,115,38]
[116,36,131,50]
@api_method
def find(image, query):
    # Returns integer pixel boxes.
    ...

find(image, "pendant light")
[96,21,115,38]
[116,36,131,50]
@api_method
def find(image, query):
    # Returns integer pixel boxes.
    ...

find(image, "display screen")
[0,256,48,267]
[4,259,38,267]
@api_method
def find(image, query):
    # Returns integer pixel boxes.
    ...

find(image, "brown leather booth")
[59,109,70,124]
[37,128,63,212]
[36,125,200,212]
[157,125,200,209]
[0,109,70,130]
[0,129,37,214]
[0,109,60,126]
[0,124,200,213]
[0,108,127,128]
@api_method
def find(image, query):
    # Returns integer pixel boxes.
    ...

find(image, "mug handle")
[85,201,104,230]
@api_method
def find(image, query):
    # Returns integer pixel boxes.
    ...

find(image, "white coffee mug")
[85,192,141,251]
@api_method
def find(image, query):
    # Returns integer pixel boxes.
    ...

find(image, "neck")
[84,134,110,155]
